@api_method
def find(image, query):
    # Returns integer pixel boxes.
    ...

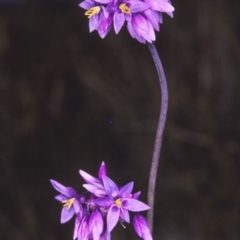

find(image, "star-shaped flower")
[50,179,82,223]
[95,175,150,233]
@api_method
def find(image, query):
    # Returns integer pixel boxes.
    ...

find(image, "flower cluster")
[79,0,174,43]
[50,162,152,240]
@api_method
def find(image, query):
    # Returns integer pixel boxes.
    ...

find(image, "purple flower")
[79,0,113,38]
[133,214,153,240]
[50,179,82,223]
[95,175,150,233]
[124,0,175,43]
[107,0,149,34]
[127,13,156,43]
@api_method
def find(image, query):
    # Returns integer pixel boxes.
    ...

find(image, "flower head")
[79,0,174,43]
[51,162,152,240]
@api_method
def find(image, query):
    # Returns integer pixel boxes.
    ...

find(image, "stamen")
[119,4,131,14]
[85,6,101,18]
[115,198,122,208]
[62,198,75,209]
[120,221,126,229]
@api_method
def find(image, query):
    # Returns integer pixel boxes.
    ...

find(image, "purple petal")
[122,198,150,212]
[166,11,174,18]
[130,2,149,13]
[67,187,78,197]
[95,0,112,3]
[79,170,101,185]
[131,191,141,199]
[102,6,110,18]
[98,27,111,39]
[78,1,93,10]
[102,176,119,198]
[106,2,118,13]
[99,230,111,240]
[127,21,143,42]
[132,14,155,43]
[158,12,163,23]
[89,210,104,240]
[73,216,81,240]
[98,14,113,39]
[107,205,120,233]
[89,14,100,32]
[82,184,106,197]
[95,197,113,208]
[55,194,68,202]
[120,208,130,223]
[113,11,125,34]
[50,179,76,197]
[145,0,174,12]
[95,189,108,197]
[98,161,107,181]
[78,215,90,240]
[60,206,75,224]
[144,9,160,31]
[73,200,82,214]
[133,214,152,240]
[118,182,134,198]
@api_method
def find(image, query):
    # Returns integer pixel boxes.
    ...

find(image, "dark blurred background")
[0,0,240,239]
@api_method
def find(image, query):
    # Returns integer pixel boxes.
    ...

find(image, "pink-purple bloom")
[50,179,82,223]
[50,162,152,240]
[79,0,113,38]
[134,214,153,240]
[95,175,150,233]
[79,0,174,43]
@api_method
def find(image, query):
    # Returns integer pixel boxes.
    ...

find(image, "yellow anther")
[119,4,131,14]
[85,6,101,18]
[62,198,75,209]
[115,198,122,208]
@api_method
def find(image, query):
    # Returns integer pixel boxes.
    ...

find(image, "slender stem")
[147,43,169,233]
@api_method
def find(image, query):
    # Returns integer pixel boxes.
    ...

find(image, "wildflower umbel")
[79,0,174,43]
[50,162,152,240]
